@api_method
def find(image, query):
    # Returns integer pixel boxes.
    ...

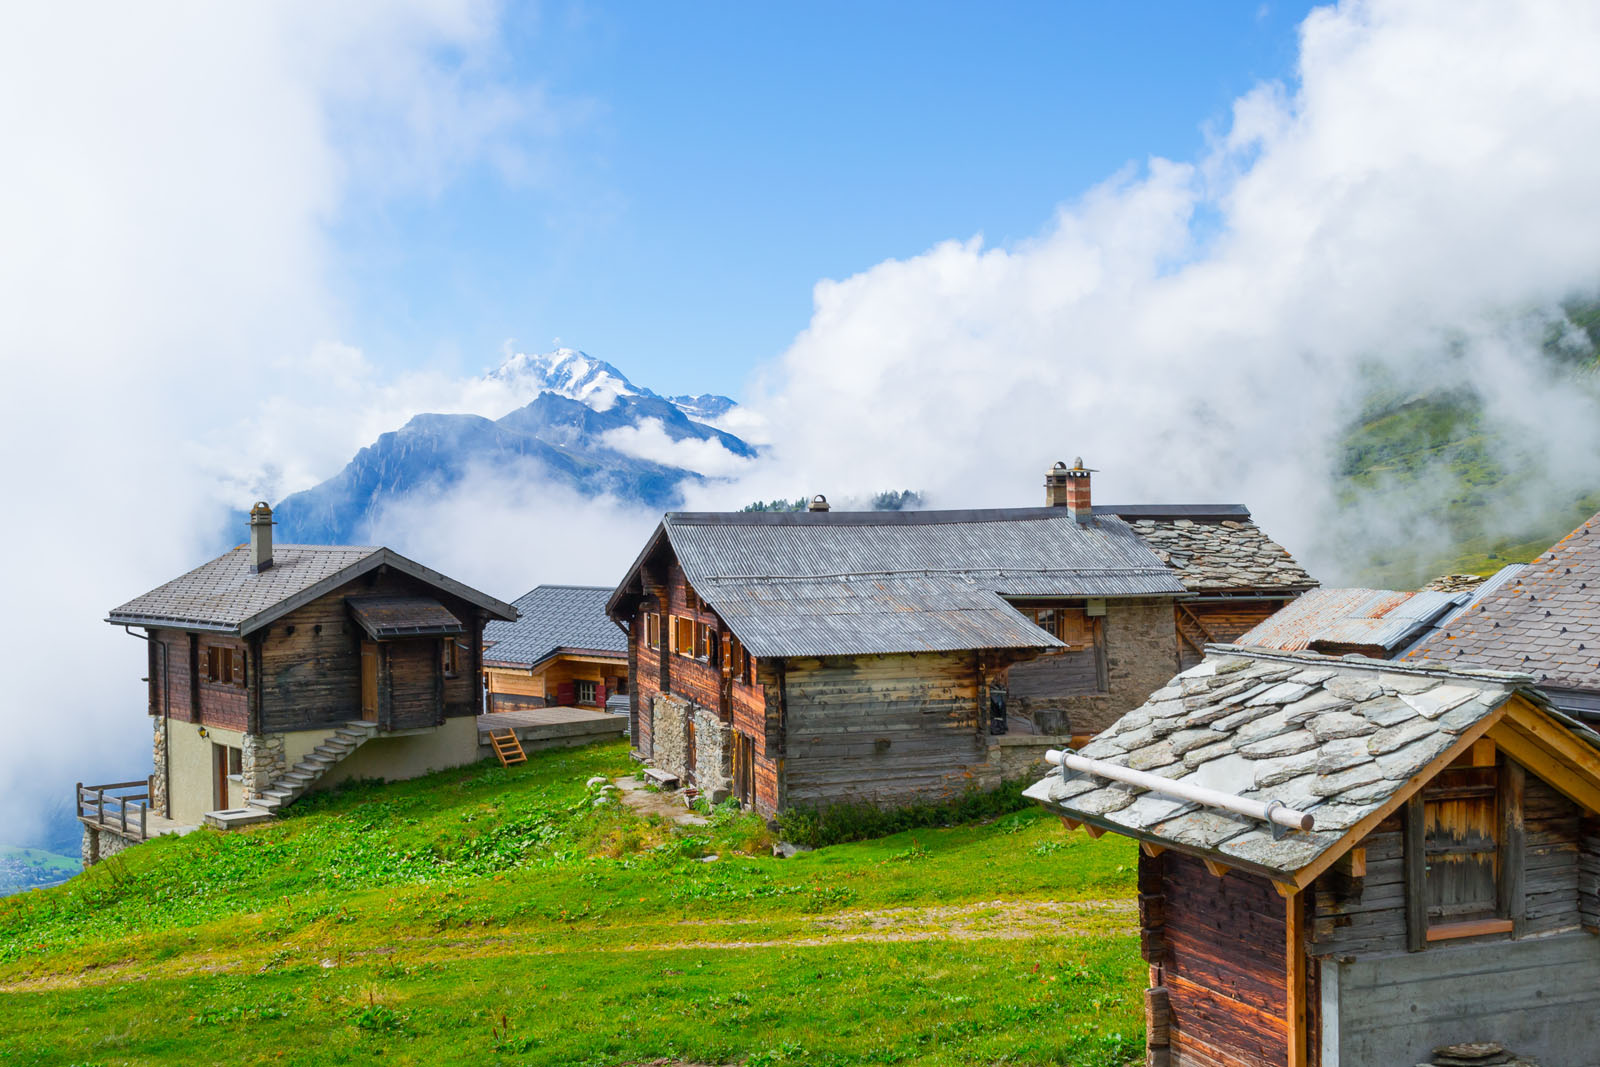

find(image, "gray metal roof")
[1237,587,1468,655]
[483,585,626,668]
[653,508,1186,658]
[107,545,517,636]
[1024,646,1543,878]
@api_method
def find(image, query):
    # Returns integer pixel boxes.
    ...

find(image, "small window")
[575,679,597,706]
[442,638,460,678]
[206,646,246,688]
[1423,764,1499,924]
[674,616,696,658]
[644,612,662,649]
[228,746,243,777]
[699,622,716,663]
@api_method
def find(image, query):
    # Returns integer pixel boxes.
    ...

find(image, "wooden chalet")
[1026,646,1600,1067]
[87,502,516,861]
[1407,510,1600,723]
[483,585,628,711]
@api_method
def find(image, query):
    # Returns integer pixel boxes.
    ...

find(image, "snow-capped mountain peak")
[485,347,638,411]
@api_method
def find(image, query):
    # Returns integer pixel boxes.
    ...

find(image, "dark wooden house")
[97,503,517,839]
[607,482,1203,815]
[483,585,628,711]
[1026,646,1600,1067]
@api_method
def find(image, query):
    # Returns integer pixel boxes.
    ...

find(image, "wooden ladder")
[490,729,527,767]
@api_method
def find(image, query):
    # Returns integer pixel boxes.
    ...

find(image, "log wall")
[781,651,987,809]
[1152,850,1290,1067]
[1178,599,1291,671]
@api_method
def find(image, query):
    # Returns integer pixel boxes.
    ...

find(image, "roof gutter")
[105,614,238,635]
[1046,748,1315,835]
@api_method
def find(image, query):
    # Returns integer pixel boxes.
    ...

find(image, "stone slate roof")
[1406,512,1600,695]
[484,585,626,668]
[108,545,517,636]
[1120,515,1318,594]
[1023,646,1537,877]
[610,508,1187,659]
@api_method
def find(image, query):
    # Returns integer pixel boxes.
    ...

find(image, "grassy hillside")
[0,741,1143,1067]
[1332,300,1600,587]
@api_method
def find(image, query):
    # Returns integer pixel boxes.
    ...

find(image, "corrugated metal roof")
[660,509,1184,658]
[483,585,627,668]
[1238,587,1466,655]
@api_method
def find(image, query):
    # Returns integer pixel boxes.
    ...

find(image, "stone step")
[281,771,315,784]
[313,743,353,760]
[249,796,284,810]
[293,761,328,776]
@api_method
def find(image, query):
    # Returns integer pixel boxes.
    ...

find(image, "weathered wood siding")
[1154,850,1290,1067]
[1008,598,1181,736]
[1326,934,1600,1067]
[1310,767,1589,957]
[485,666,545,711]
[1581,816,1600,932]
[386,639,440,730]
[150,630,194,723]
[780,651,986,809]
[1178,600,1290,671]
[258,570,482,733]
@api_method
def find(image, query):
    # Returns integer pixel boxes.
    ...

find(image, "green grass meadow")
[0,741,1143,1066]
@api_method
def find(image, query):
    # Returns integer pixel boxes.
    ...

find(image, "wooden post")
[1500,758,1526,937]
[1286,889,1306,1067]
[97,787,106,828]
[1404,794,1427,951]
[75,782,82,821]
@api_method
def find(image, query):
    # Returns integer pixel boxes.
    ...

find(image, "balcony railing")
[76,778,153,841]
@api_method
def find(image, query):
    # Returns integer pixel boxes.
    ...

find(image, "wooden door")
[212,743,229,810]
[360,641,379,722]
[733,732,754,808]
[1422,765,1499,922]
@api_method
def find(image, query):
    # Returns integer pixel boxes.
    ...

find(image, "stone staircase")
[246,720,378,814]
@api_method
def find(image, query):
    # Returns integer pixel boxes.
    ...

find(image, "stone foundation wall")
[151,719,169,816]
[241,733,286,800]
[651,694,692,781]
[692,705,732,804]
[81,824,136,867]
[647,695,732,801]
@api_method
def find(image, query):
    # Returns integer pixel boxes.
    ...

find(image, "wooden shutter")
[1423,765,1500,923]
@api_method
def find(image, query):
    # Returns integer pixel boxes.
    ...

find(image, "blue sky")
[331,2,1317,398]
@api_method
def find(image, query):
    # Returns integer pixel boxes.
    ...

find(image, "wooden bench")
[643,767,680,790]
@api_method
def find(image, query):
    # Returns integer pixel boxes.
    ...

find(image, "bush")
[773,780,1032,848]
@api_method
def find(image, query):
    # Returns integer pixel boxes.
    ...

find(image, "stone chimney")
[1044,459,1093,523]
[807,494,831,513]
[248,501,275,572]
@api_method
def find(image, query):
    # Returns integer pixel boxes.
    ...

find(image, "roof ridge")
[1207,642,1537,685]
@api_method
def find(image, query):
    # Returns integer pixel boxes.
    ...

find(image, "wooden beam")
[1425,917,1514,942]
[1083,824,1106,840]
[1491,699,1600,814]
[1059,816,1081,832]
[1203,859,1230,879]
[1286,890,1306,1067]
[1273,880,1299,898]
[1336,846,1367,879]
[1404,794,1427,952]
[1140,841,1166,858]
[1471,737,1498,767]
[1499,757,1526,937]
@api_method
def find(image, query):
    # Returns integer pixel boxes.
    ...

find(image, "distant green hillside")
[1331,299,1600,588]
[0,846,78,897]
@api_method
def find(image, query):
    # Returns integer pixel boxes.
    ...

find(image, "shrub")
[773,780,1032,848]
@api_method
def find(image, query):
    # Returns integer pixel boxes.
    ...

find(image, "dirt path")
[0,898,1135,994]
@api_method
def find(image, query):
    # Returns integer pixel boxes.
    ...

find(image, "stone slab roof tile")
[1023,644,1539,877]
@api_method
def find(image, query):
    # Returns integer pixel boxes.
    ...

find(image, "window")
[1405,746,1518,945]
[442,638,461,678]
[700,622,717,663]
[674,616,696,657]
[644,612,662,650]
[575,679,597,706]
[228,746,243,777]
[205,645,246,688]
[1032,606,1093,649]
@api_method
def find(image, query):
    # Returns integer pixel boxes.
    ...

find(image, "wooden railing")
[76,778,153,841]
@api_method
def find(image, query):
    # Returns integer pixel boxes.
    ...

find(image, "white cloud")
[0,1,554,849]
[736,0,1600,575]
[600,419,756,479]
